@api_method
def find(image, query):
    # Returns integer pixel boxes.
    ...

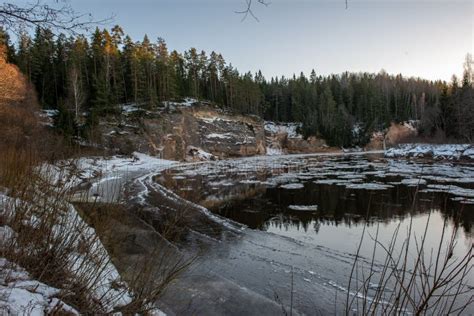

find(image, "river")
[87,152,474,315]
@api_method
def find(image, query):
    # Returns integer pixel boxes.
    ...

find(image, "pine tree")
[31,27,56,108]
[16,31,33,81]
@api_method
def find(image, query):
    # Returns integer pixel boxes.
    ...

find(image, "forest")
[1,26,473,146]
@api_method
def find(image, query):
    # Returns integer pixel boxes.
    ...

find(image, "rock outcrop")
[97,103,266,161]
[366,121,418,150]
[385,121,418,145]
[264,121,329,155]
[95,102,335,161]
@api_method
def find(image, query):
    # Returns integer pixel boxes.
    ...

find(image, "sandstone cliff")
[97,103,266,161]
[365,121,418,151]
[96,102,333,161]
[264,121,328,155]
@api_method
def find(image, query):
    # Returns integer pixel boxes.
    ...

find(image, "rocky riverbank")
[91,101,331,161]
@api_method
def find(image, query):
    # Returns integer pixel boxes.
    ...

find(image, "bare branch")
[0,0,113,35]
[236,0,349,22]
[235,0,270,22]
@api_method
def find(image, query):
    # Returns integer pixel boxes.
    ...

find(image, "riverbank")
[385,143,474,160]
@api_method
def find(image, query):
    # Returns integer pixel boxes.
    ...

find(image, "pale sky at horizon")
[53,0,474,81]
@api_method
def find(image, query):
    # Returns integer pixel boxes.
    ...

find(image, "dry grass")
[0,45,42,153]
[1,149,128,313]
[0,146,190,314]
[345,191,473,315]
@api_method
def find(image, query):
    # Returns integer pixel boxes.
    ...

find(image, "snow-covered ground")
[264,121,303,155]
[186,146,217,162]
[42,152,176,202]
[121,98,199,114]
[385,143,474,160]
[402,120,418,132]
[162,98,198,110]
[121,103,142,114]
[205,132,234,140]
[0,258,79,315]
[266,147,284,156]
[37,109,59,127]
[264,121,302,138]
[1,153,177,315]
[0,191,134,314]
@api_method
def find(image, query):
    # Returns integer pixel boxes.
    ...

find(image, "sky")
[67,0,473,81]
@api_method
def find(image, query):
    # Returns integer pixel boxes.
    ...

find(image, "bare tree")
[463,53,474,86]
[68,65,85,125]
[0,0,111,34]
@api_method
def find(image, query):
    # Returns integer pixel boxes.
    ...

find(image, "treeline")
[1,26,473,145]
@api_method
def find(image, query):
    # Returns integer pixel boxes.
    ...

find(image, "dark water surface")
[154,154,473,315]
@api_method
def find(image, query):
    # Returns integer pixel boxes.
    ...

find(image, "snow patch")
[385,144,473,160]
[0,258,80,315]
[186,146,217,161]
[264,121,302,138]
[400,178,427,186]
[163,97,198,109]
[206,133,234,139]
[266,147,284,156]
[37,109,59,127]
[121,103,141,114]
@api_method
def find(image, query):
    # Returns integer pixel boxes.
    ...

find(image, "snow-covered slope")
[1,153,176,315]
[0,258,80,315]
[385,144,474,160]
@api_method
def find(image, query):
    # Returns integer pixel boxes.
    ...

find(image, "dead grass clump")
[345,194,473,315]
[0,154,130,313]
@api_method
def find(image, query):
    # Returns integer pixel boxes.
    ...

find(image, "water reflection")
[156,155,474,239]
[154,155,473,314]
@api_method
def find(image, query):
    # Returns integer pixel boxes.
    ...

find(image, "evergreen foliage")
[7,26,474,145]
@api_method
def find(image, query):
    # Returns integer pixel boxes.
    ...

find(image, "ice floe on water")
[337,174,366,180]
[421,184,474,198]
[156,152,474,207]
[314,179,352,185]
[345,182,394,190]
[450,197,474,205]
[132,152,474,315]
[288,205,319,211]
[400,178,427,186]
[280,183,305,190]
[239,179,265,185]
